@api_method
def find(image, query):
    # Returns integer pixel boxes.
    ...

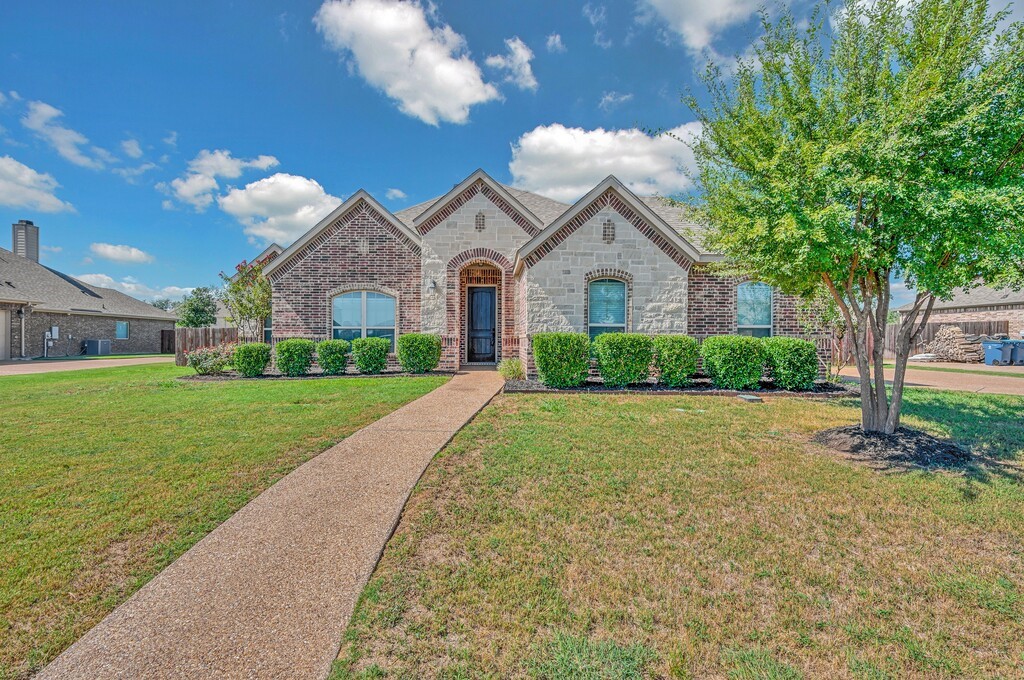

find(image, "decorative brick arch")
[584,268,635,334]
[419,180,541,237]
[444,248,517,367]
[324,283,402,339]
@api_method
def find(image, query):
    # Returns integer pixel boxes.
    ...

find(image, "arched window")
[332,291,396,349]
[737,282,772,337]
[588,278,627,340]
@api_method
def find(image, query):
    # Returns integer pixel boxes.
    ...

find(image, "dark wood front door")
[467,287,496,362]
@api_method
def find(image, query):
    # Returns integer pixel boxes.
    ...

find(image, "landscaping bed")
[814,425,973,470]
[179,369,454,382]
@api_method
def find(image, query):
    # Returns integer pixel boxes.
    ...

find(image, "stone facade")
[0,302,172,358]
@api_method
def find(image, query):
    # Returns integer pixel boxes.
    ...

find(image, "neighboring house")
[263,169,814,373]
[0,221,177,359]
[898,285,1024,338]
[215,243,282,343]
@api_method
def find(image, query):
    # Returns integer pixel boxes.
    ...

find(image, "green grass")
[333,389,1024,679]
[885,361,1024,379]
[28,353,171,361]
[0,364,446,679]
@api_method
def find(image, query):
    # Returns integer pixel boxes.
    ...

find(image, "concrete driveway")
[0,356,173,376]
[840,364,1024,396]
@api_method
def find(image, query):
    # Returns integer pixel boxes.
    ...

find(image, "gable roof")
[897,284,1024,312]
[0,247,178,320]
[513,176,717,274]
[263,190,420,278]
[409,169,547,235]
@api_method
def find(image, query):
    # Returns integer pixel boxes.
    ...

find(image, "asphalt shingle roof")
[0,247,178,320]
[898,284,1024,312]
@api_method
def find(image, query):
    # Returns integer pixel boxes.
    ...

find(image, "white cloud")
[218,172,343,244]
[165,149,279,210]
[113,162,157,183]
[74,273,193,301]
[485,37,538,91]
[637,0,761,54]
[385,187,407,200]
[0,155,75,212]
[21,101,107,169]
[121,138,143,158]
[509,122,701,202]
[583,3,613,48]
[163,131,178,146]
[314,0,500,126]
[546,33,567,53]
[41,245,62,253]
[89,242,155,264]
[599,91,634,112]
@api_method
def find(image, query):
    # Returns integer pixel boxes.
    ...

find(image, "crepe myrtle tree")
[684,0,1024,433]
[219,258,272,342]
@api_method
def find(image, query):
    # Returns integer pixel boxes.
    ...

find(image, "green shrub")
[185,343,235,376]
[699,335,767,390]
[352,337,390,374]
[274,338,315,377]
[592,333,654,387]
[316,339,350,375]
[396,333,441,373]
[532,333,590,388]
[233,342,271,377]
[763,336,819,390]
[652,335,699,387]
[497,358,526,380]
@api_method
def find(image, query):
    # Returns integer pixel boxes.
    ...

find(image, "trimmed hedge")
[532,332,590,388]
[397,333,442,373]
[352,337,390,374]
[592,333,654,387]
[316,339,350,375]
[699,335,766,390]
[652,335,699,387]
[763,336,819,391]
[274,338,315,377]
[234,342,271,377]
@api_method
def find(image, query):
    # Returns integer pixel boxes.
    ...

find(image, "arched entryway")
[445,249,516,369]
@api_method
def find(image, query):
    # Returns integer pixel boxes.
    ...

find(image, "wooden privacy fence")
[174,327,238,366]
[835,320,1011,363]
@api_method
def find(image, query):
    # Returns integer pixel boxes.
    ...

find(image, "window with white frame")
[588,278,627,340]
[737,282,773,337]
[115,321,129,340]
[332,291,396,349]
[263,313,272,344]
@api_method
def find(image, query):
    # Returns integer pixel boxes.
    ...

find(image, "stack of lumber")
[925,325,986,363]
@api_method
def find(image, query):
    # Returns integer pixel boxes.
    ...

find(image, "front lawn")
[335,389,1024,679]
[0,364,446,679]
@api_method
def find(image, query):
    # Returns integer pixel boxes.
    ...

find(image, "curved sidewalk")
[40,369,504,680]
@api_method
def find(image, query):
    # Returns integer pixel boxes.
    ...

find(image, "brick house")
[0,221,177,360]
[263,169,812,373]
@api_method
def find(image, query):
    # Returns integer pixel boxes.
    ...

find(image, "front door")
[467,287,496,363]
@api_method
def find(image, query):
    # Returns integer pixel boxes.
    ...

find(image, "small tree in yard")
[686,0,1024,432]
[176,287,218,328]
[219,259,272,341]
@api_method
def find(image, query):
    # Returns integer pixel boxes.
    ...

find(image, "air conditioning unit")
[84,339,111,356]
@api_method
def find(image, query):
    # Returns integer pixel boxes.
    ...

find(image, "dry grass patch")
[333,391,1024,679]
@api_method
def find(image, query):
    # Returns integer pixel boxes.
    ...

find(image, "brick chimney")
[12,220,39,262]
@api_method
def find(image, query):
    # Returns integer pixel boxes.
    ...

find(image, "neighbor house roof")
[0,247,178,321]
[898,285,1024,312]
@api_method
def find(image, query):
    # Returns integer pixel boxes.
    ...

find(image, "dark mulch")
[504,376,854,398]
[813,425,972,470]
[178,370,454,382]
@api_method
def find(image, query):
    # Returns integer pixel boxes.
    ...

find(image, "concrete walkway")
[841,365,1024,396]
[0,355,172,376]
[40,369,504,680]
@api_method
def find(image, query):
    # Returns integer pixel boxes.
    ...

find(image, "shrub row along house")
[0,221,177,360]
[263,169,820,374]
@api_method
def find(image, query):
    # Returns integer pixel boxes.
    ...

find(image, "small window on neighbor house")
[475,211,486,232]
[115,321,129,340]
[332,291,396,349]
[737,282,772,337]
[263,313,272,344]
[588,278,627,340]
[602,218,616,244]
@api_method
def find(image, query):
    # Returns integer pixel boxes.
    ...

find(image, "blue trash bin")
[1009,340,1024,366]
[982,341,1014,366]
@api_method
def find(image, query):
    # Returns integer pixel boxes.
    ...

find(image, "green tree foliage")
[175,287,218,328]
[219,259,272,341]
[686,0,1024,431]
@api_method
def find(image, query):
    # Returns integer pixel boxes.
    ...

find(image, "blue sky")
[6,0,1008,304]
